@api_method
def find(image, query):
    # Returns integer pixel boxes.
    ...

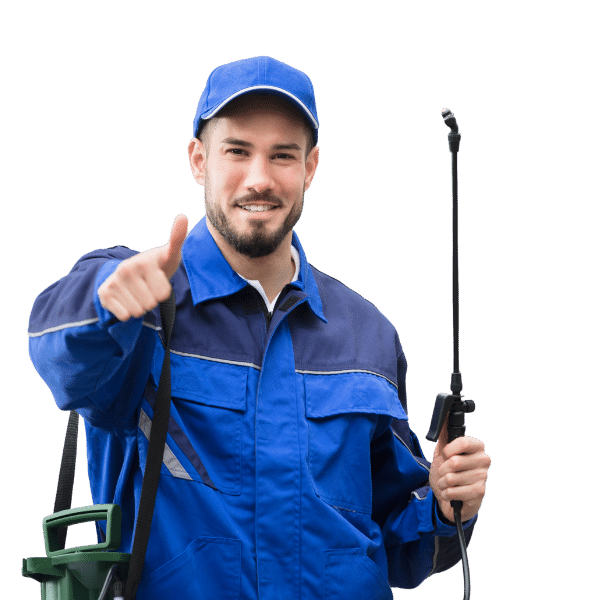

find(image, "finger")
[98,279,132,320]
[438,414,449,447]
[442,435,485,460]
[170,214,189,250]
[107,261,159,313]
[101,296,130,322]
[113,254,171,311]
[120,274,163,314]
[433,411,457,460]
[440,480,487,505]
[432,418,449,463]
[100,287,145,321]
[440,447,492,471]
[111,288,148,321]
[438,466,489,492]
[161,214,188,279]
[438,451,491,477]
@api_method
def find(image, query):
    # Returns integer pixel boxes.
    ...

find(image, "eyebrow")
[221,137,302,151]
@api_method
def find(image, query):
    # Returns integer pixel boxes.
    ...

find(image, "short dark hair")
[197,94,316,160]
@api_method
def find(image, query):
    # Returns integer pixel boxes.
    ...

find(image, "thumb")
[160,214,188,279]
[433,414,449,460]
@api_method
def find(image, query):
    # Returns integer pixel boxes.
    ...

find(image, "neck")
[207,222,296,303]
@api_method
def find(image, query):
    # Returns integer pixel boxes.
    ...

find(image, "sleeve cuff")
[93,259,122,326]
[433,496,477,536]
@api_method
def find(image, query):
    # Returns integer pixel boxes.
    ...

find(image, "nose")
[244,154,275,194]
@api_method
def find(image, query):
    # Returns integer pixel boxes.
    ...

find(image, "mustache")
[235,192,283,206]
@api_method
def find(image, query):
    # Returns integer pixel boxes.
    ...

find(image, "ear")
[188,138,207,186]
[303,146,319,192]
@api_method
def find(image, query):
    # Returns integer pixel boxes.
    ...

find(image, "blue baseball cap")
[193,56,319,145]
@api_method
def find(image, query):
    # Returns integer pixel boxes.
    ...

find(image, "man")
[29,56,490,599]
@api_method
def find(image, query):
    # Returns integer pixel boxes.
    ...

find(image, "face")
[189,97,319,258]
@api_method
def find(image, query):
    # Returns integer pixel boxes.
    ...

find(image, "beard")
[205,177,304,259]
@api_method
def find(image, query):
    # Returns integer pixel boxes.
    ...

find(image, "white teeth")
[242,205,274,212]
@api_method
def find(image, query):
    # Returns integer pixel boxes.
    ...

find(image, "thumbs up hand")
[98,215,188,322]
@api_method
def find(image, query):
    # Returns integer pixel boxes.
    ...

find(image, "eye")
[227,148,246,155]
[274,153,294,160]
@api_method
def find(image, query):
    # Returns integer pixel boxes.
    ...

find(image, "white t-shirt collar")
[238,245,300,313]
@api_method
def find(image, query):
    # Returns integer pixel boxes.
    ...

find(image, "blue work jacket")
[28,217,476,599]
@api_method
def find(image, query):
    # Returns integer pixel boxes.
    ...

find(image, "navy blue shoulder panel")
[288,265,402,387]
[29,246,139,334]
[164,263,266,368]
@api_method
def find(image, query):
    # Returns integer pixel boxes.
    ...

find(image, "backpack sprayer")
[22,291,176,600]
[426,109,476,600]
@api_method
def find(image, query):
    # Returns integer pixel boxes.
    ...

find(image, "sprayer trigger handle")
[426,393,455,442]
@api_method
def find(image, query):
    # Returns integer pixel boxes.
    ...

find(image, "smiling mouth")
[239,205,277,212]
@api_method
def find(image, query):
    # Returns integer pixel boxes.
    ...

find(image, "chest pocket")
[138,347,248,496]
[304,372,406,514]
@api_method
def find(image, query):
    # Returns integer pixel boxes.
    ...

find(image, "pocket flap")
[305,372,406,420]
[152,347,248,411]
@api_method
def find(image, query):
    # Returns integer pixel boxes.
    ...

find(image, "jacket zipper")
[256,284,292,330]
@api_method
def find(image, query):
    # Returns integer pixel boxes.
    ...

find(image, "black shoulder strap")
[125,291,175,599]
[53,291,176,600]
[53,410,79,549]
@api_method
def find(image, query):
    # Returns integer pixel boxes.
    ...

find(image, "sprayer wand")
[426,108,475,600]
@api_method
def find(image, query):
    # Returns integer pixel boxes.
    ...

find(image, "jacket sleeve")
[28,246,159,430]
[370,339,477,589]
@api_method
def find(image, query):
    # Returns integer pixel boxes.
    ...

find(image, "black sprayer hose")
[453,506,471,600]
[97,564,125,600]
